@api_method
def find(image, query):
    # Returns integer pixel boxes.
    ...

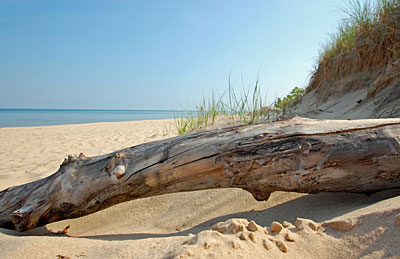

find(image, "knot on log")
[243,188,272,201]
[61,153,87,166]
[106,152,128,179]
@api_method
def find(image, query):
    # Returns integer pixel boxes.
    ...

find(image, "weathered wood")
[1,116,400,231]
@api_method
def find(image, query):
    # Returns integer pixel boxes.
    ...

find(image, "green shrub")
[274,86,305,110]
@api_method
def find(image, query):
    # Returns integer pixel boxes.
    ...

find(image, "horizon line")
[0,108,192,111]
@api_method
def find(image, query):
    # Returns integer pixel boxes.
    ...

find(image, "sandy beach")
[0,118,399,258]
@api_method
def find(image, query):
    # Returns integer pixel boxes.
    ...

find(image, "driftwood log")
[1,116,400,231]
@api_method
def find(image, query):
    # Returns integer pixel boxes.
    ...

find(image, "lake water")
[0,109,186,128]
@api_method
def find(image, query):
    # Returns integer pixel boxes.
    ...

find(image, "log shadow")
[0,189,398,240]
[75,189,400,241]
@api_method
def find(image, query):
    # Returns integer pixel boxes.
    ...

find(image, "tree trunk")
[1,116,400,231]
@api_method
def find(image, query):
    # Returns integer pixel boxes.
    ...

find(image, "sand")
[284,72,400,120]
[0,119,399,259]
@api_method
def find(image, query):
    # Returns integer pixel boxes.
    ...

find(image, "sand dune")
[0,119,399,258]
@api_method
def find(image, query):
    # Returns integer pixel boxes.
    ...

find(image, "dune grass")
[308,0,400,96]
[174,79,278,135]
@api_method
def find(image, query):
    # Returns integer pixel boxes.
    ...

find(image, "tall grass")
[174,79,277,135]
[309,0,400,96]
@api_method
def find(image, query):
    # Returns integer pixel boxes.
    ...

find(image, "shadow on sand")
[1,189,399,240]
[75,189,400,241]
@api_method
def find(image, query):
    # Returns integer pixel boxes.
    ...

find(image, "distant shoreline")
[0,108,189,128]
[0,108,185,112]
[0,118,177,130]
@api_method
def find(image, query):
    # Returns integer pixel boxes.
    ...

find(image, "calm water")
[0,109,186,128]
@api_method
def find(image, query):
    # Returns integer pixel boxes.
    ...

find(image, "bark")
[1,116,400,231]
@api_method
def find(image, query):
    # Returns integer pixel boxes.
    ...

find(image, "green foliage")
[274,86,305,110]
[174,77,274,135]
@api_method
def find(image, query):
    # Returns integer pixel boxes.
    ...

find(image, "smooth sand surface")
[0,119,399,258]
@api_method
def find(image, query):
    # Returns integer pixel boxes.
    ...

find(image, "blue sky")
[0,0,347,110]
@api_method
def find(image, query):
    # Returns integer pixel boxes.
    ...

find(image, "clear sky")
[0,0,347,110]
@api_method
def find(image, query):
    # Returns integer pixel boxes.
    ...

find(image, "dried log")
[1,116,400,231]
